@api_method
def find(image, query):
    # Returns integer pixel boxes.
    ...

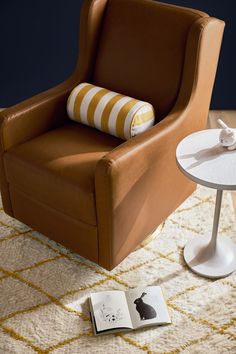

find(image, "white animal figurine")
[217,119,236,151]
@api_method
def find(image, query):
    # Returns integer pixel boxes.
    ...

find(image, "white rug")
[0,186,235,354]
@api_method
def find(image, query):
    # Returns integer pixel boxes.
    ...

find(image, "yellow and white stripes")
[67,83,155,140]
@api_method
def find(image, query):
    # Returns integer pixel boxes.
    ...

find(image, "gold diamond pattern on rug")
[0,277,49,319]
[0,211,31,233]
[19,257,106,298]
[143,309,213,353]
[0,186,235,354]
[0,225,18,240]
[0,328,36,354]
[4,303,91,350]
[0,235,58,271]
[118,257,183,288]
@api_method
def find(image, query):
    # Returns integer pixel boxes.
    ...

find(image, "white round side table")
[176,129,236,278]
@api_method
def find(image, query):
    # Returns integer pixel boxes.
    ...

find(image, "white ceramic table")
[176,129,236,278]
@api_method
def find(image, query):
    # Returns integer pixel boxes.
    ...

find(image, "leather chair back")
[92,0,207,120]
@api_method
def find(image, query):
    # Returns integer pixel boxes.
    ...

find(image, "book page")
[125,286,171,329]
[90,291,133,333]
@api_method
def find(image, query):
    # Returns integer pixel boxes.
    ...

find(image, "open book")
[89,286,171,335]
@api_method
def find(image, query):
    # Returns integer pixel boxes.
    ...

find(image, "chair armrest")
[95,104,199,269]
[0,76,78,151]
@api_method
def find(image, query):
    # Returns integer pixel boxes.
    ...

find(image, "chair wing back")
[92,0,208,120]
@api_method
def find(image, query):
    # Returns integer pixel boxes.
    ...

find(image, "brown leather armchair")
[0,0,224,270]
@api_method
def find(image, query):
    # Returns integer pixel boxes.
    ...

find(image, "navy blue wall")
[0,0,235,109]
[0,0,83,107]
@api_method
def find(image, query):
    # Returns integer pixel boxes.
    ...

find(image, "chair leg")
[136,223,164,250]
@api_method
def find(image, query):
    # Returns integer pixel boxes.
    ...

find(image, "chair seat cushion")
[4,122,122,226]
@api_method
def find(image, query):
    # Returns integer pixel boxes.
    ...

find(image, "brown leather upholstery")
[0,0,224,270]
[93,0,207,120]
[4,122,122,225]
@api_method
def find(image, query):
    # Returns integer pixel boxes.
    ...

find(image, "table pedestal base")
[184,236,236,278]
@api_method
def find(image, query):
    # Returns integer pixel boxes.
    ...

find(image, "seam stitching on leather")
[9,183,97,229]
[5,154,97,226]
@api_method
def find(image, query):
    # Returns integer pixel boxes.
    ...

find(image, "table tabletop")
[176,129,236,190]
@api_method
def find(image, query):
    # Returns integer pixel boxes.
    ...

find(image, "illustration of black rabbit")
[134,292,157,320]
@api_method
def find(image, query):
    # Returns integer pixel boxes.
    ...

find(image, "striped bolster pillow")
[67,83,155,140]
